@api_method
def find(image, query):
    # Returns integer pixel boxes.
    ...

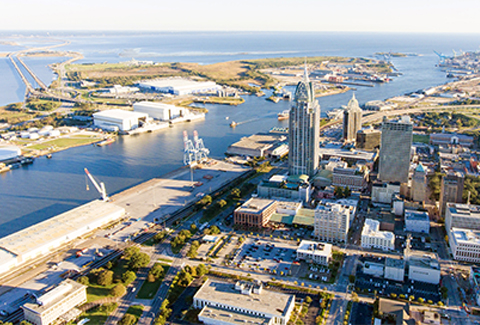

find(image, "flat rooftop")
[362,218,394,241]
[385,257,405,269]
[228,133,286,151]
[409,251,440,270]
[452,227,480,245]
[0,200,125,257]
[194,279,294,318]
[199,305,270,325]
[404,209,429,222]
[447,203,480,218]
[93,109,148,120]
[236,198,275,214]
[297,240,332,256]
[319,147,376,161]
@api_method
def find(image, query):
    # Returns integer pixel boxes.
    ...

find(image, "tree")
[334,186,344,198]
[217,199,227,209]
[348,275,355,283]
[147,273,156,282]
[230,188,241,198]
[190,223,198,233]
[196,264,208,277]
[110,283,126,297]
[417,297,425,303]
[122,270,137,285]
[97,270,114,286]
[305,296,313,304]
[352,292,359,302]
[129,252,150,270]
[344,186,351,197]
[187,241,200,259]
[119,314,137,325]
[78,276,89,285]
[149,264,165,279]
[124,246,140,259]
[209,226,221,234]
[440,286,448,300]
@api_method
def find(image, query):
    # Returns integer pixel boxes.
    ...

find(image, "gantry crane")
[84,168,109,201]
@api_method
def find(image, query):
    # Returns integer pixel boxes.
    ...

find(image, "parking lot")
[230,237,299,276]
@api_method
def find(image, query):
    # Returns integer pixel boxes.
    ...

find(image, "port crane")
[193,130,210,163]
[433,50,449,65]
[183,130,209,165]
[84,168,109,201]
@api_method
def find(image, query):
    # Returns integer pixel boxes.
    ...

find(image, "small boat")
[230,121,237,128]
[96,138,115,147]
[46,154,52,159]
[278,110,290,121]
[225,117,229,120]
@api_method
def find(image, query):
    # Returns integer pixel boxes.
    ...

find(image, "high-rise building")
[411,163,427,202]
[314,203,350,243]
[343,93,362,142]
[356,128,381,151]
[440,171,464,217]
[378,116,413,184]
[289,65,320,178]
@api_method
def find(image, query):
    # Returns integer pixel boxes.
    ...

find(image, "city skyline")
[1,0,480,33]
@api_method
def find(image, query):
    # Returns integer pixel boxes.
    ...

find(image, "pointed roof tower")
[346,93,361,111]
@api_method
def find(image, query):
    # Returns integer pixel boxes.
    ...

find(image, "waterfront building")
[356,128,381,151]
[21,279,87,325]
[233,198,277,228]
[137,78,220,95]
[445,203,480,236]
[411,163,427,202]
[361,218,395,251]
[314,203,350,243]
[194,279,295,325]
[296,240,332,265]
[0,146,21,162]
[0,200,125,275]
[93,109,148,131]
[226,133,287,158]
[384,257,405,282]
[449,227,480,263]
[407,251,441,284]
[288,65,320,178]
[378,116,413,184]
[133,101,187,121]
[430,133,474,147]
[342,93,363,142]
[440,171,464,217]
[332,165,369,191]
[404,209,430,234]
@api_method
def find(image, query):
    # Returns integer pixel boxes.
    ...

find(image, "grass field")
[86,284,117,302]
[413,134,430,144]
[125,304,145,319]
[77,302,118,325]
[136,263,170,299]
[25,136,103,150]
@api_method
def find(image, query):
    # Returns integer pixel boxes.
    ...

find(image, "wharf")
[324,80,375,87]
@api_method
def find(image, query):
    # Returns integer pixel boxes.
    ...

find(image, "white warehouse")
[404,210,430,234]
[133,101,187,121]
[0,200,125,276]
[93,109,149,131]
[137,78,220,96]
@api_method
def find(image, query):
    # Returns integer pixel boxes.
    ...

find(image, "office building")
[404,210,430,234]
[296,240,332,265]
[356,128,381,151]
[371,182,400,204]
[445,203,480,231]
[407,251,441,284]
[411,163,427,202]
[194,279,295,325]
[332,166,369,191]
[314,203,350,243]
[288,66,320,178]
[449,227,480,263]
[440,171,464,217]
[361,218,395,251]
[343,93,362,142]
[22,279,87,325]
[378,116,413,184]
[234,198,277,228]
[384,258,405,282]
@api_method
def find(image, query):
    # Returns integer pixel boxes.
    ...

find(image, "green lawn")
[27,137,102,150]
[77,303,118,325]
[125,304,145,319]
[412,134,430,144]
[136,264,170,299]
[86,284,116,303]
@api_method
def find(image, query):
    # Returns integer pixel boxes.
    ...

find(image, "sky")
[1,0,480,33]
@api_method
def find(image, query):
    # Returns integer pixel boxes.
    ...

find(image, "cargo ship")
[278,110,290,121]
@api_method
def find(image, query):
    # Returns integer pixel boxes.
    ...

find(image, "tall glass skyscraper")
[288,66,320,177]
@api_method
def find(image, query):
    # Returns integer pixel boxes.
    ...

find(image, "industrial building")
[449,228,480,263]
[445,203,480,236]
[133,101,187,121]
[361,218,395,251]
[226,133,287,158]
[0,200,125,275]
[21,279,87,325]
[384,257,405,282]
[137,78,220,95]
[356,128,381,151]
[378,116,413,184]
[93,109,149,131]
[404,210,430,234]
[407,251,441,284]
[296,240,332,265]
[314,202,350,243]
[194,279,295,325]
[0,146,21,162]
[234,198,277,228]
